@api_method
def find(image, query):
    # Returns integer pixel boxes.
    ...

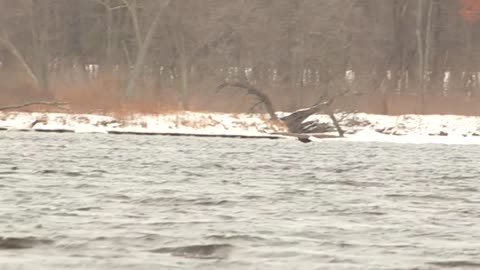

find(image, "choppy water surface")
[1,132,479,270]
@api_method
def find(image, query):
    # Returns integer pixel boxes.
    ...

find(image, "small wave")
[328,165,372,173]
[54,212,79,217]
[38,170,83,177]
[0,171,17,175]
[150,243,232,259]
[328,257,357,264]
[386,193,467,202]
[138,234,161,242]
[242,195,263,200]
[439,175,477,181]
[300,171,317,179]
[91,169,108,174]
[75,183,98,189]
[75,206,102,211]
[195,199,230,206]
[184,171,205,177]
[449,187,479,193]
[429,260,480,268]
[362,211,386,216]
[140,197,231,206]
[206,234,265,241]
[147,221,220,227]
[333,180,373,187]
[58,242,89,250]
[39,169,58,174]
[218,215,235,220]
[0,236,53,250]
[64,171,82,177]
[331,168,349,173]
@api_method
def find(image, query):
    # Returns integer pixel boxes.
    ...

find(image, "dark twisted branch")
[217,82,278,121]
[217,81,346,137]
[328,112,344,137]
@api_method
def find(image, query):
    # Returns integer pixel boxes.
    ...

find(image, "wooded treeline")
[1,0,480,114]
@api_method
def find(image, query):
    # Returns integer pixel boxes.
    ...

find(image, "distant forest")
[2,0,480,115]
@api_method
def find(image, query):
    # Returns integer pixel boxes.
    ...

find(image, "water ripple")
[0,132,479,269]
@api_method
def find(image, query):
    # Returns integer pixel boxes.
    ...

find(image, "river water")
[0,131,479,270]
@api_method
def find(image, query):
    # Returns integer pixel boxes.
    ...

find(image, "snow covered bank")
[1,111,480,144]
[0,111,285,139]
[303,113,480,144]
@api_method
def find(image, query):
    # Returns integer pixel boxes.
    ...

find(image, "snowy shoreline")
[0,111,284,139]
[1,111,480,145]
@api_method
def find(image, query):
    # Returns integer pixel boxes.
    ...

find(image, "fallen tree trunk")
[217,82,345,138]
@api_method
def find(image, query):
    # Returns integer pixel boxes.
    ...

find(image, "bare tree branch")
[121,0,144,48]
[250,100,263,112]
[217,82,279,121]
[0,28,39,88]
[328,112,345,137]
[125,0,171,98]
[217,81,346,137]
[0,102,68,111]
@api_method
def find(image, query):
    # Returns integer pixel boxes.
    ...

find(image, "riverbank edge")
[1,111,480,144]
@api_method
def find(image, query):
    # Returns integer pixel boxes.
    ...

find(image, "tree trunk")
[424,0,435,98]
[31,0,50,92]
[122,0,143,49]
[105,1,113,68]
[173,26,190,110]
[416,0,425,113]
[125,1,169,98]
[288,0,303,109]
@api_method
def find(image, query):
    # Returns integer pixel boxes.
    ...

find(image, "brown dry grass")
[342,93,480,116]
[52,75,182,116]
[2,71,480,116]
[0,71,49,107]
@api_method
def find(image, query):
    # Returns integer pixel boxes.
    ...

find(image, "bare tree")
[1,0,480,115]
[125,0,170,98]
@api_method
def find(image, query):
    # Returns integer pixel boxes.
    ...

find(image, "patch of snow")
[0,111,284,137]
